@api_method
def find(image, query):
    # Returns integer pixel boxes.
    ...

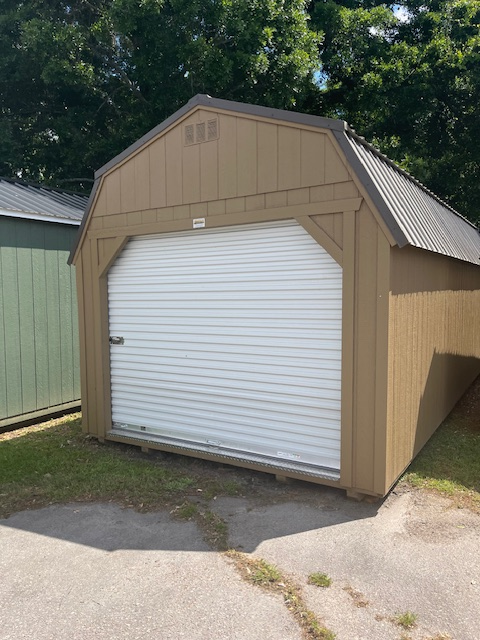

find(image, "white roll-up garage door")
[108,220,342,477]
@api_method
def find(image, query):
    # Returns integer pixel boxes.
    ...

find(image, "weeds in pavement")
[308,572,332,588]
[227,550,336,640]
[394,611,418,629]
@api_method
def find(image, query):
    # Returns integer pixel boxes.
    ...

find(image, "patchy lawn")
[0,414,246,521]
[402,375,480,513]
[1,374,479,521]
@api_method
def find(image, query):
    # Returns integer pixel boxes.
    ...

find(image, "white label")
[193,218,205,229]
[277,451,301,460]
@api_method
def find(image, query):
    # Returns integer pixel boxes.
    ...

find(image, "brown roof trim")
[331,129,409,248]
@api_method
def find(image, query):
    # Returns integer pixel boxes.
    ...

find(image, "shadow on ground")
[0,482,381,552]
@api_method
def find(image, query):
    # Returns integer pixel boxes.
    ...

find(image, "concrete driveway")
[0,486,478,640]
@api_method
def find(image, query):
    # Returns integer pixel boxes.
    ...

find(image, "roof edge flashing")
[0,209,81,225]
[332,129,409,248]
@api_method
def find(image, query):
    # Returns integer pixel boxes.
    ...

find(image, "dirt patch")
[343,585,370,608]
[403,490,480,543]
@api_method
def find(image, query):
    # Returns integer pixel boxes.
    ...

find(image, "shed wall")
[386,247,480,489]
[0,217,80,425]
[75,107,398,494]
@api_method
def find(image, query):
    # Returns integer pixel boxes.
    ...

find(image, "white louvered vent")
[184,118,218,145]
[184,124,194,146]
[207,118,218,140]
[196,122,206,143]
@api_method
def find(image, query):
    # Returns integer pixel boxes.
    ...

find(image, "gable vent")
[184,124,195,146]
[207,118,218,140]
[184,118,219,146]
[196,122,206,143]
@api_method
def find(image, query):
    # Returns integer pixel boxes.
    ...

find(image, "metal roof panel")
[0,179,88,222]
[342,133,480,265]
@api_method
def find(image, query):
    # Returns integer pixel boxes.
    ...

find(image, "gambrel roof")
[71,95,480,264]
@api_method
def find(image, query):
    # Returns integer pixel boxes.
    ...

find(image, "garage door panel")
[110,356,342,384]
[111,344,342,369]
[108,220,342,474]
[109,333,340,352]
[112,386,340,419]
[110,344,342,366]
[111,406,341,456]
[112,398,341,436]
[110,374,341,407]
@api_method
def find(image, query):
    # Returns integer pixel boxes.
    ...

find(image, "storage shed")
[0,178,87,431]
[70,96,480,497]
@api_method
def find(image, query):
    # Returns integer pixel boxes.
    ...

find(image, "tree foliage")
[0,0,319,187]
[1,0,479,221]
[309,0,480,220]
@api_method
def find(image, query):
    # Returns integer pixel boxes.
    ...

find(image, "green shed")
[0,178,88,431]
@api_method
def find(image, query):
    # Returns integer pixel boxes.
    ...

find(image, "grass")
[198,509,230,550]
[394,611,418,629]
[0,413,244,521]
[227,551,336,640]
[402,377,480,513]
[308,572,332,588]
[246,557,283,586]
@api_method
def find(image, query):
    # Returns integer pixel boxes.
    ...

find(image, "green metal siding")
[0,217,80,423]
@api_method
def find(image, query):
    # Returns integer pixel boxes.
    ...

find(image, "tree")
[0,0,319,189]
[309,0,480,221]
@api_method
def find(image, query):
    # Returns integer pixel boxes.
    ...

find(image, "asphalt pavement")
[1,487,478,639]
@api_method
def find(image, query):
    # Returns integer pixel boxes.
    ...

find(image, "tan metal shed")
[70,95,480,497]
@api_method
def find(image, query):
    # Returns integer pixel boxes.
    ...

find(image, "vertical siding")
[258,122,278,193]
[350,202,391,493]
[278,126,301,190]
[32,224,49,409]
[218,115,238,199]
[17,221,37,413]
[0,219,22,417]
[0,218,81,423]
[75,252,89,433]
[236,118,257,195]
[200,138,218,202]
[79,237,98,435]
[75,107,376,493]
[324,136,349,184]
[386,247,480,489]
[149,138,167,208]
[105,168,121,215]
[94,110,354,218]
[165,126,183,206]
[0,243,5,414]
[301,130,325,187]
[182,141,201,203]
